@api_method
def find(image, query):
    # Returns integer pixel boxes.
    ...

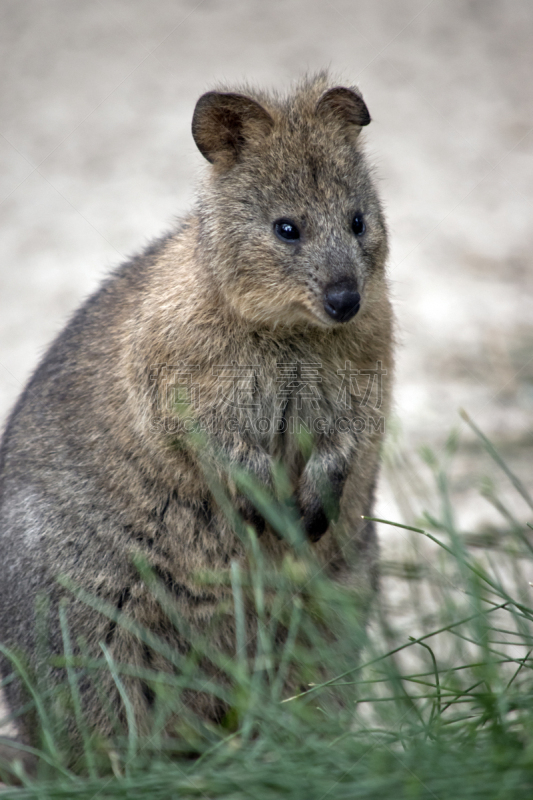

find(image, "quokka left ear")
[315,86,371,134]
[192,91,274,169]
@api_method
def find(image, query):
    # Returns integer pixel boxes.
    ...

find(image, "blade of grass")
[100,643,137,774]
[460,409,533,512]
[58,603,97,779]
[0,644,65,771]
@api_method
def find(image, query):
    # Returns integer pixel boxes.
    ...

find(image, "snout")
[323,280,361,323]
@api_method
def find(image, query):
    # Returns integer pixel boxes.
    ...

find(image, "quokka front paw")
[298,493,330,543]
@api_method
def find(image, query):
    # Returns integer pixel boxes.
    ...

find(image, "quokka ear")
[192,91,274,167]
[315,86,371,135]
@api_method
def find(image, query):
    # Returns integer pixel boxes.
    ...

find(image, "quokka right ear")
[315,86,371,136]
[192,92,274,168]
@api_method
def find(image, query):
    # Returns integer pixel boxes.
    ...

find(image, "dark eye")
[274,219,300,242]
[351,212,365,236]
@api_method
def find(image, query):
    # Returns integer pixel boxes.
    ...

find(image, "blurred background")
[0,0,532,541]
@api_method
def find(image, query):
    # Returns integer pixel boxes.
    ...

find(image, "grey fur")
[0,72,394,749]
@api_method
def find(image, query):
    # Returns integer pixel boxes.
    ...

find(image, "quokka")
[0,72,394,750]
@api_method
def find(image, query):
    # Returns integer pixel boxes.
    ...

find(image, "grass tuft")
[1,418,533,798]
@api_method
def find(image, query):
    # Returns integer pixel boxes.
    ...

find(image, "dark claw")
[239,501,266,536]
[302,504,329,543]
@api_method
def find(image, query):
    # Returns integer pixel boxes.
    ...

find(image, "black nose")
[323,281,361,323]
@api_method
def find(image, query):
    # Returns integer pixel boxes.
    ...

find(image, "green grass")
[1,415,533,798]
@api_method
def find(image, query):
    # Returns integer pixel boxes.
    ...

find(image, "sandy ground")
[0,0,532,742]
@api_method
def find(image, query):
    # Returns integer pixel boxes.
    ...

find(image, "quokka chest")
[156,348,384,450]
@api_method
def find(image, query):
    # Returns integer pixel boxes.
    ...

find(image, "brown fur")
[0,72,394,752]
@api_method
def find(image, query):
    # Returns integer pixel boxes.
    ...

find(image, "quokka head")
[192,73,388,329]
